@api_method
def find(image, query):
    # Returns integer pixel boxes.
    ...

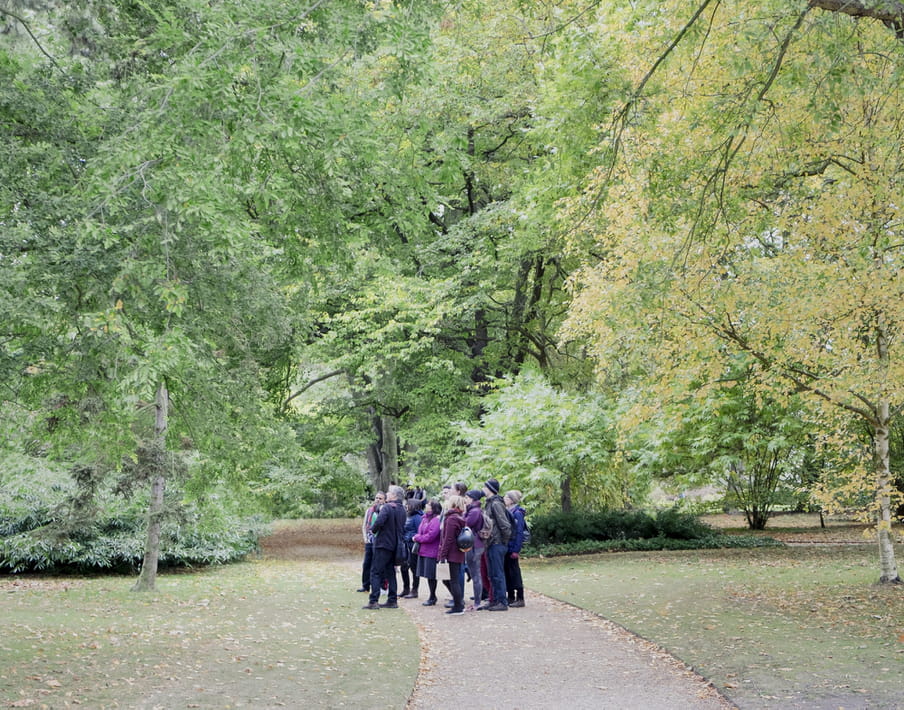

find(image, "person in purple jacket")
[437,495,468,615]
[412,499,442,606]
[463,490,486,611]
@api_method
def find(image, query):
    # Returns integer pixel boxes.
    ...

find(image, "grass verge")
[0,558,418,709]
[524,544,904,709]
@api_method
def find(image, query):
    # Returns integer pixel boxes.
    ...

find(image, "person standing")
[401,498,424,598]
[357,491,385,593]
[482,478,512,611]
[362,485,406,610]
[504,490,527,607]
[437,495,468,615]
[413,499,442,606]
[463,490,486,611]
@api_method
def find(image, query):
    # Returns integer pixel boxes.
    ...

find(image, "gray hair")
[387,485,406,501]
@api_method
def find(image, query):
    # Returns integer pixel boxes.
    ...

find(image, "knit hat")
[466,489,484,501]
[505,490,523,505]
[484,479,500,495]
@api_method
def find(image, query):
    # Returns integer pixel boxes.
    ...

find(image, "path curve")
[261,521,737,710]
[399,590,735,710]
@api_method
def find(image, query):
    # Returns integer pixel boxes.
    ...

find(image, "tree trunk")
[561,474,572,513]
[380,415,399,487]
[365,412,397,492]
[132,381,168,592]
[873,401,901,584]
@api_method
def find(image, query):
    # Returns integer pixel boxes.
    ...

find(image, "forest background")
[2,0,904,587]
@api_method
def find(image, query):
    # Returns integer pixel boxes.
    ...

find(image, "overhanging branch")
[809,0,904,37]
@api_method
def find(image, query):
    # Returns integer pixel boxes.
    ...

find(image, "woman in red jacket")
[438,495,468,615]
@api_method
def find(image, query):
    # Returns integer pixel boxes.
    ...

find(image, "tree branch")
[0,5,65,73]
[283,369,345,408]
[809,0,904,37]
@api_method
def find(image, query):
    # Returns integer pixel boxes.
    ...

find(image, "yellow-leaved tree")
[561,0,904,582]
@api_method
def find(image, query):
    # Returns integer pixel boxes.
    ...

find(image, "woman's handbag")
[436,560,452,581]
[395,539,408,565]
[410,540,420,557]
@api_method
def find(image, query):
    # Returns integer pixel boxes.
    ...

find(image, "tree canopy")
[2,0,903,584]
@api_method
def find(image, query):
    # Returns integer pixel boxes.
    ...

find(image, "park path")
[397,588,736,710]
[263,521,737,710]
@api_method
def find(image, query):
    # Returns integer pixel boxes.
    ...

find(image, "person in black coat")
[363,485,407,610]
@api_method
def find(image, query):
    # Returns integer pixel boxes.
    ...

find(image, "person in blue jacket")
[504,490,527,608]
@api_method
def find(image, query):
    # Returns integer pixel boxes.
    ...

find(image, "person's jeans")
[368,547,397,604]
[485,543,508,607]
[466,546,484,605]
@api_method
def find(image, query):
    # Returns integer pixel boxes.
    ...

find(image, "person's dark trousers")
[361,542,374,590]
[407,551,420,595]
[441,561,464,611]
[368,547,397,605]
[504,554,523,601]
[485,543,508,608]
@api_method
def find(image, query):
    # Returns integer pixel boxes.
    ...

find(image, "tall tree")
[562,0,904,582]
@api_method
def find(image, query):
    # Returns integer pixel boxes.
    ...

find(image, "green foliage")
[0,452,265,573]
[527,507,715,546]
[456,371,644,512]
[527,534,782,558]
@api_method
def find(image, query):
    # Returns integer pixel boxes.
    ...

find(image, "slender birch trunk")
[873,318,900,584]
[874,401,901,584]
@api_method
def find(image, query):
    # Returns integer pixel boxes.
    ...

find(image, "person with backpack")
[463,489,486,611]
[362,485,406,610]
[504,490,527,608]
[481,478,512,611]
[437,495,468,615]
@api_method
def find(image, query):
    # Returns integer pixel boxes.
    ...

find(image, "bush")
[0,453,266,574]
[526,534,783,558]
[527,508,708,546]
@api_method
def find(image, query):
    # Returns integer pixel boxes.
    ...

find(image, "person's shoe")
[400,589,411,597]
[362,602,380,610]
[509,599,525,608]
[356,587,369,593]
[422,598,437,606]
[486,602,508,611]
[476,603,491,610]
[402,592,418,599]
[379,601,399,608]
[444,600,454,608]
[445,608,465,615]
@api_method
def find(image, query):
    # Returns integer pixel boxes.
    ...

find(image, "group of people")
[357,479,528,615]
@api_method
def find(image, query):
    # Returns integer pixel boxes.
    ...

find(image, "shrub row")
[524,534,783,558]
[526,508,717,546]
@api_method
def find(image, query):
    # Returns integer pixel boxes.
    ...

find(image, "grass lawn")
[525,538,904,709]
[0,558,419,709]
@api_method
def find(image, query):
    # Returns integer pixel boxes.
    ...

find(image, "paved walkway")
[399,589,737,710]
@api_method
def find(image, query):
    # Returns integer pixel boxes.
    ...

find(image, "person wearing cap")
[463,489,486,611]
[504,490,527,607]
[481,478,513,611]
